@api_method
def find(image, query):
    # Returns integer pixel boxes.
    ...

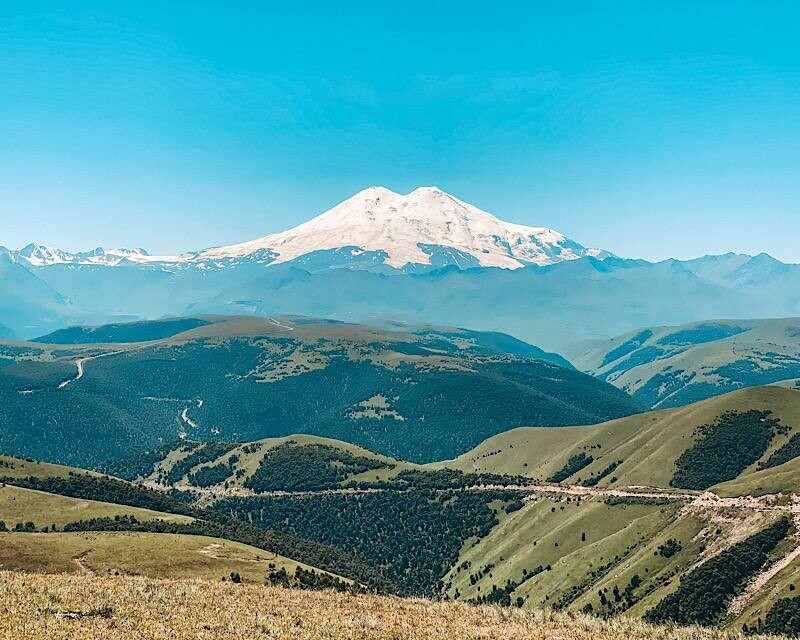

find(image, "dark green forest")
[243,442,388,492]
[671,411,784,490]
[214,489,518,596]
[645,517,790,626]
[0,333,639,467]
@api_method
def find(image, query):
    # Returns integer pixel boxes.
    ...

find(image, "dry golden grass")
[0,532,323,582]
[0,571,785,640]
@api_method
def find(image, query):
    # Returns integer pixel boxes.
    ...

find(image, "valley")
[3,198,800,638]
[3,380,800,635]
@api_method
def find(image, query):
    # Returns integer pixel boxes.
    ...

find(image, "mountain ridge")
[3,187,800,348]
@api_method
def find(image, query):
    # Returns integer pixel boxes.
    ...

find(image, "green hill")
[33,317,213,344]
[102,434,415,490]
[434,389,800,631]
[0,484,193,530]
[574,318,800,408]
[443,386,800,494]
[0,316,639,466]
[0,450,385,590]
[441,491,798,633]
[4,415,800,635]
[0,532,333,583]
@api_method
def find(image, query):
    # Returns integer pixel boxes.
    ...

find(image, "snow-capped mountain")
[13,244,153,267]
[193,186,609,269]
[10,187,609,271]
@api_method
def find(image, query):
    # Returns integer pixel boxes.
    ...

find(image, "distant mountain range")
[4,186,609,270]
[2,186,799,351]
[574,317,800,408]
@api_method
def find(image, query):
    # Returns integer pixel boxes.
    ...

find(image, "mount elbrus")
[2,186,800,352]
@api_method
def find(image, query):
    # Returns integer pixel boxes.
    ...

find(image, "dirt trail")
[58,358,87,389]
[58,351,124,389]
[197,542,276,564]
[72,550,94,575]
[177,398,204,438]
[147,477,800,517]
[269,318,295,332]
[728,512,800,616]
[180,407,199,430]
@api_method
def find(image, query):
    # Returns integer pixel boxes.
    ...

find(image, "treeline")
[467,565,548,607]
[603,496,678,507]
[745,595,800,636]
[548,453,593,483]
[243,443,388,492]
[760,432,800,470]
[161,442,239,485]
[581,460,621,487]
[351,468,535,491]
[646,517,790,626]
[188,463,232,488]
[215,489,513,596]
[265,566,364,594]
[671,410,783,490]
[0,473,196,517]
[100,441,187,481]
[1,470,394,591]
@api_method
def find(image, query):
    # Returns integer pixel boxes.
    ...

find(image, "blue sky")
[1,1,799,261]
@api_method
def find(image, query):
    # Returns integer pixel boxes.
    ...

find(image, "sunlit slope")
[575,318,800,408]
[0,531,335,582]
[105,433,416,489]
[444,492,796,632]
[0,454,105,480]
[0,485,192,530]
[0,570,784,640]
[444,387,800,492]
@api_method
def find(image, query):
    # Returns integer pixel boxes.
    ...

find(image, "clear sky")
[1,1,799,262]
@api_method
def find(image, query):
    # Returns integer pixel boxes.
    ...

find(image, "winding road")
[268,318,294,332]
[148,477,800,518]
[58,351,124,390]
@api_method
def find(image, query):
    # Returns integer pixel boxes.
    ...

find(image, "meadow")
[0,571,786,640]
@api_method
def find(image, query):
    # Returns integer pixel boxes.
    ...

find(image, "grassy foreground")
[0,571,784,640]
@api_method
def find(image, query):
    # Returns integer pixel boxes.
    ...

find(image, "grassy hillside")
[0,316,638,466]
[0,531,334,582]
[0,449,392,590]
[3,421,800,634]
[103,434,415,489]
[0,454,105,480]
[444,386,800,494]
[574,318,800,408]
[0,484,192,530]
[442,492,799,632]
[0,570,783,640]
[34,317,213,344]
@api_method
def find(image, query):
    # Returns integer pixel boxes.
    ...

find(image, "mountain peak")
[195,186,605,269]
[12,244,155,267]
